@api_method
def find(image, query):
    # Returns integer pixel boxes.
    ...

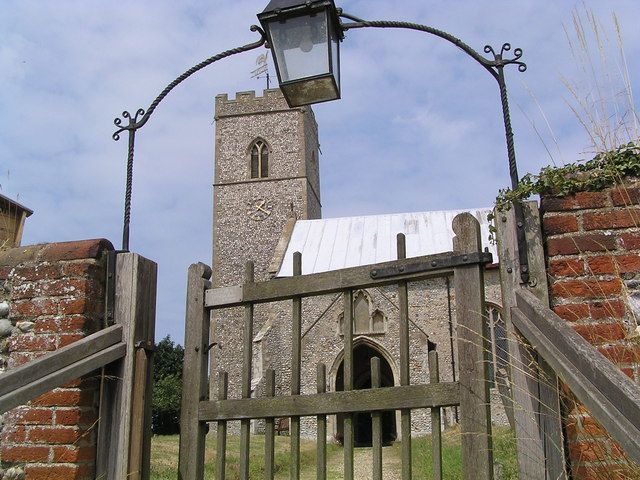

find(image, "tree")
[152,335,184,434]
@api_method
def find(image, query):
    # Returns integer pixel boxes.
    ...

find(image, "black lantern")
[258,0,343,107]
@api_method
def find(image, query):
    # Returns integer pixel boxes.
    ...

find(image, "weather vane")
[251,51,270,89]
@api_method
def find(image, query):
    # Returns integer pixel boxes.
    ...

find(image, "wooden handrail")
[513,289,640,463]
[0,325,125,414]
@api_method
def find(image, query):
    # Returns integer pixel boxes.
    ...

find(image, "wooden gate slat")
[291,253,303,480]
[240,262,254,480]
[495,202,567,480]
[429,350,443,480]
[396,234,412,480]
[371,357,383,480]
[265,369,276,480]
[316,364,327,480]
[178,262,210,480]
[452,213,493,480]
[216,371,229,480]
[342,290,354,480]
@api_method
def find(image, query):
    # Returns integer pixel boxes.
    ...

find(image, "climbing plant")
[494,142,640,212]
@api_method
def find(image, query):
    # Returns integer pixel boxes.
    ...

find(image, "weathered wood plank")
[265,369,276,480]
[216,372,229,480]
[0,324,122,400]
[514,289,640,463]
[199,382,460,421]
[205,251,462,308]
[452,213,493,480]
[0,343,125,414]
[97,253,157,480]
[495,202,566,480]
[520,203,566,480]
[396,234,412,480]
[291,253,302,480]
[371,358,382,480]
[178,262,211,480]
[129,256,157,480]
[240,263,254,480]
[343,290,354,480]
[495,204,546,480]
[429,350,443,480]
[316,364,327,480]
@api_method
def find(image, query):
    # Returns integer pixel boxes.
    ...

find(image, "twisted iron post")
[340,15,530,284]
[113,26,267,251]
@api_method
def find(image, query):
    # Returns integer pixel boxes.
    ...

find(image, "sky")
[1,1,639,345]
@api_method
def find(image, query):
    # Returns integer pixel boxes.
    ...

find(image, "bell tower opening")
[335,343,397,446]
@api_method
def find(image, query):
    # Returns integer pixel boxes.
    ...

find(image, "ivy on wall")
[494,142,640,212]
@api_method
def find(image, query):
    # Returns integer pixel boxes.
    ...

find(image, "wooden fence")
[0,252,157,480]
[179,213,495,480]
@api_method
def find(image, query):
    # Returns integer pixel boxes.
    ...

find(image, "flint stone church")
[210,88,508,443]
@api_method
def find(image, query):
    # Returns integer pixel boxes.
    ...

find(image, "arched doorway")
[335,342,397,446]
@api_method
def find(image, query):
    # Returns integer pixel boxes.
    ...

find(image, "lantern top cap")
[259,0,343,37]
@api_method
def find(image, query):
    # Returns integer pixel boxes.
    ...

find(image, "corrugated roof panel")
[302,220,326,275]
[375,215,391,264]
[360,215,379,266]
[277,208,497,277]
[328,216,351,271]
[313,218,339,273]
[344,217,364,268]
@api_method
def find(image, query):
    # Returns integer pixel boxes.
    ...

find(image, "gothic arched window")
[486,303,508,387]
[250,140,269,179]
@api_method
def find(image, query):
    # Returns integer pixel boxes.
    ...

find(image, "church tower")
[211,89,321,404]
[213,89,321,286]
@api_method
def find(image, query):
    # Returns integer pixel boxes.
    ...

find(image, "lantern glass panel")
[270,11,330,82]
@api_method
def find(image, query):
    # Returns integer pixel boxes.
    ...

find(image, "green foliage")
[494,142,640,212]
[152,335,184,435]
[488,143,640,243]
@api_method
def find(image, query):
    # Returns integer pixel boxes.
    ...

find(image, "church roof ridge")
[296,206,493,224]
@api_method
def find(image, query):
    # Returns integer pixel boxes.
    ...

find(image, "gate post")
[495,202,566,480]
[178,263,212,480]
[96,252,157,480]
[452,213,493,480]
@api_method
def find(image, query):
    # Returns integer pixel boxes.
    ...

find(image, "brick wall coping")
[0,239,114,268]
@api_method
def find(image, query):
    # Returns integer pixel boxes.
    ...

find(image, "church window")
[250,140,269,178]
[354,292,369,334]
[372,310,385,333]
[337,291,386,335]
[486,303,508,387]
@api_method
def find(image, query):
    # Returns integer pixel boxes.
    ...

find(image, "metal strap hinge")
[370,251,493,279]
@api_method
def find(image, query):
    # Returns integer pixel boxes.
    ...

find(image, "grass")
[150,426,517,479]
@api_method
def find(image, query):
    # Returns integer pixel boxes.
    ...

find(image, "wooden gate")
[178,213,495,480]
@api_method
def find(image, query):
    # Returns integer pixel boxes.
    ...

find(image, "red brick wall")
[0,239,113,480]
[541,179,640,478]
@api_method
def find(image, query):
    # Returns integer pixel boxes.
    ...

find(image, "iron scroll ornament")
[339,13,531,284]
[113,25,268,252]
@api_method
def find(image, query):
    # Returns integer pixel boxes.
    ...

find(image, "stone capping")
[0,239,114,268]
[215,88,312,118]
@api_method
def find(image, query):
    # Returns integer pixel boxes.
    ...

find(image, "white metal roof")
[277,208,497,277]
